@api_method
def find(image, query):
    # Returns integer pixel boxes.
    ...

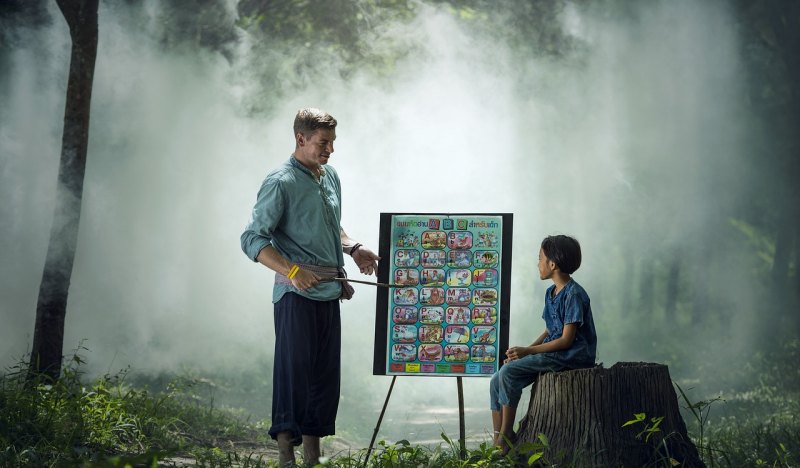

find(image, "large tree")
[29,0,99,380]
[733,0,800,334]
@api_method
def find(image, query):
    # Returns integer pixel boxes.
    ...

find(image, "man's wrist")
[348,243,362,256]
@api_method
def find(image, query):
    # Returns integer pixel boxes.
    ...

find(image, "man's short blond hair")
[293,108,337,137]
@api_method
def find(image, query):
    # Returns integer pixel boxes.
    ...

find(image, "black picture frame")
[373,213,513,377]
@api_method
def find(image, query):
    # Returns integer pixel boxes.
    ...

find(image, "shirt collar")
[547,279,574,301]
[290,155,325,180]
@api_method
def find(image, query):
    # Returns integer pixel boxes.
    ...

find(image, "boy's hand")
[505,346,533,361]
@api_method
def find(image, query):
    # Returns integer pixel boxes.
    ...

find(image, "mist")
[2,0,796,446]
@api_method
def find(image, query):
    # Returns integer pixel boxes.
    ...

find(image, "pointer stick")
[322,277,401,288]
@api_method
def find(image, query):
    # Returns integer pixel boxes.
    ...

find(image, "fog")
[1,0,793,446]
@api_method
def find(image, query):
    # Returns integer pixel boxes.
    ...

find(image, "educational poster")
[373,213,513,377]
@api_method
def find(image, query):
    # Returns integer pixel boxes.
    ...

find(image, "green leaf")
[622,413,647,427]
[537,433,549,447]
[517,442,539,453]
[650,416,665,428]
[528,452,544,465]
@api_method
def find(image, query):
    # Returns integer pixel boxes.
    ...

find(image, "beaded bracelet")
[287,264,300,279]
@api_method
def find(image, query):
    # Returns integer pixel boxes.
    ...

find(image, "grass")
[673,339,800,468]
[0,345,269,467]
[678,381,799,468]
[1,344,798,466]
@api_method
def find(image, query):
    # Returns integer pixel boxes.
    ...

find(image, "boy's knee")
[497,367,515,386]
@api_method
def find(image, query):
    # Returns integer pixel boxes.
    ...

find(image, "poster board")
[373,213,512,377]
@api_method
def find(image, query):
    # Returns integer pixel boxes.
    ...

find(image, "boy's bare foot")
[493,431,516,455]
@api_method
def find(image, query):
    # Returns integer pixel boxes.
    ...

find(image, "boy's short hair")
[293,107,337,137]
[541,235,582,275]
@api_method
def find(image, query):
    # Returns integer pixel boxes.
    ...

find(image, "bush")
[0,346,263,466]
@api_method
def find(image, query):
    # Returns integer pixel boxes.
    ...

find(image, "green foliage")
[675,381,724,458]
[3,344,799,467]
[622,412,665,443]
[229,0,584,114]
[1,349,154,465]
[320,432,523,467]
[677,376,799,468]
[514,433,550,466]
[0,348,267,466]
[621,412,681,467]
[729,217,776,269]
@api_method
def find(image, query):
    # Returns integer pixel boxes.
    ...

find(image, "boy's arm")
[529,323,578,354]
[530,329,548,347]
[507,324,578,360]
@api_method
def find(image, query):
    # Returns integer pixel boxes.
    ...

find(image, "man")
[240,108,379,466]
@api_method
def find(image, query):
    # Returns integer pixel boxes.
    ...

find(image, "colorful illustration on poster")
[384,215,505,377]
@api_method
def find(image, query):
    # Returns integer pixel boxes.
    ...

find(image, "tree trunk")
[638,260,655,322]
[771,221,791,294]
[29,0,98,381]
[665,254,680,319]
[516,362,704,467]
[690,261,709,327]
[794,210,800,325]
[621,247,635,322]
[763,0,800,338]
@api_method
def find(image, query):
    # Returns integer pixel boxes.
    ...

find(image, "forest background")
[1,0,798,457]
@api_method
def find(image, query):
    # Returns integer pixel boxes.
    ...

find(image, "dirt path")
[163,435,359,466]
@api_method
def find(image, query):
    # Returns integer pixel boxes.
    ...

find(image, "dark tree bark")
[637,260,655,321]
[665,254,680,319]
[690,260,710,327]
[516,363,704,467]
[794,217,800,306]
[621,247,635,319]
[29,0,98,381]
[771,222,792,293]
[763,0,800,333]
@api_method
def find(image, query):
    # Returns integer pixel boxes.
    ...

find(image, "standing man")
[240,108,380,466]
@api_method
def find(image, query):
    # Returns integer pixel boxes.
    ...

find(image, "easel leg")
[457,376,466,460]
[366,375,397,463]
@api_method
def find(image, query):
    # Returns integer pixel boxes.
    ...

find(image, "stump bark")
[516,362,704,467]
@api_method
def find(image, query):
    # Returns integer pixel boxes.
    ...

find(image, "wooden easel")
[365,376,467,462]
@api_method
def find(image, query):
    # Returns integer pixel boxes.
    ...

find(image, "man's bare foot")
[302,435,320,466]
[277,432,296,465]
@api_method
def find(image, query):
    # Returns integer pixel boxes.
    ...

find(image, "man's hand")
[505,346,533,362]
[291,268,320,290]
[352,247,380,276]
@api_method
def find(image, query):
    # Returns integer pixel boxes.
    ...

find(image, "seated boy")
[490,234,597,452]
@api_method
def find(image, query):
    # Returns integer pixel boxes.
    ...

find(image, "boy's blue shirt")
[541,279,597,368]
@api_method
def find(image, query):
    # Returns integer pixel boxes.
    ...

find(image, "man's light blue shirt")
[241,156,345,302]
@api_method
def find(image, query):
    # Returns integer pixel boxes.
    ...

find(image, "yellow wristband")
[287,265,300,279]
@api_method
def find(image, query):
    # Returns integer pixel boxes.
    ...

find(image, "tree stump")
[516,362,704,467]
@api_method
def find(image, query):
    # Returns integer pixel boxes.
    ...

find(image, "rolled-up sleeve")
[240,177,285,261]
[563,291,585,326]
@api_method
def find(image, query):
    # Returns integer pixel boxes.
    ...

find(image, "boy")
[490,234,597,452]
